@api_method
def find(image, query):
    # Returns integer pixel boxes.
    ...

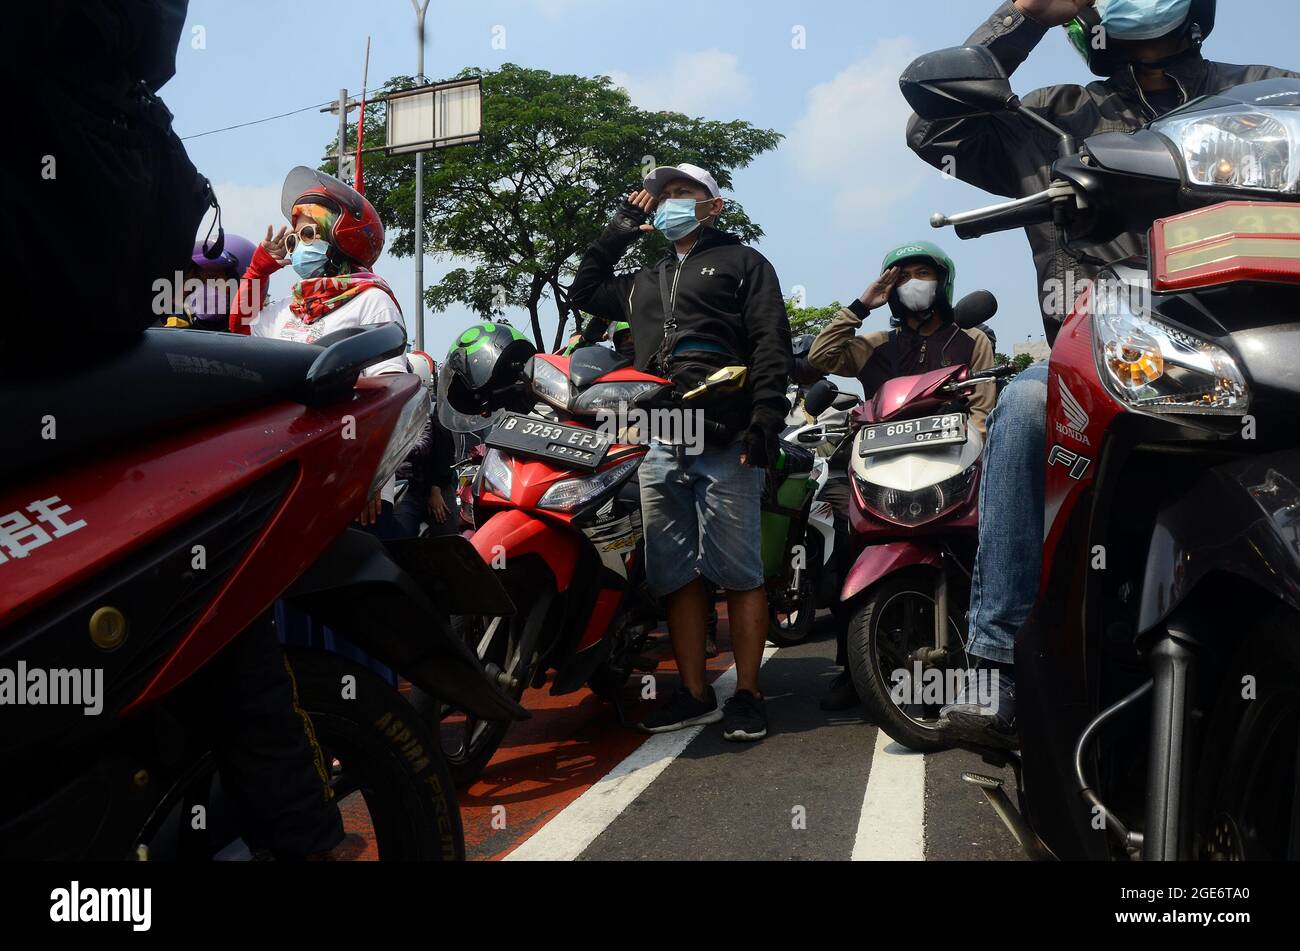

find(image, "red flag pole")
[354,36,371,195]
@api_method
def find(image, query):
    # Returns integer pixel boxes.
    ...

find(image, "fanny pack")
[656,264,750,446]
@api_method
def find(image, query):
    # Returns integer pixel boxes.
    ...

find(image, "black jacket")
[568,222,794,427]
[396,410,455,495]
[907,1,1299,346]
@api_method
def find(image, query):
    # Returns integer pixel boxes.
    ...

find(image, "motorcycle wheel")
[767,574,817,647]
[847,568,968,753]
[1194,608,1300,861]
[767,529,821,647]
[430,574,550,788]
[139,648,463,861]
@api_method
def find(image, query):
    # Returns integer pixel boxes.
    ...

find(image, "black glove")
[741,405,786,469]
[604,199,650,245]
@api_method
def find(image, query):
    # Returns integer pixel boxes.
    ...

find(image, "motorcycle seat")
[2,328,349,487]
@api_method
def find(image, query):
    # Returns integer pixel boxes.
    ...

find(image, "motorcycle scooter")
[902,46,1300,860]
[0,324,524,860]
[803,292,1011,752]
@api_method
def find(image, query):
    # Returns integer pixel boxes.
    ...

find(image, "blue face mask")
[1098,0,1192,41]
[290,241,329,279]
[653,197,716,241]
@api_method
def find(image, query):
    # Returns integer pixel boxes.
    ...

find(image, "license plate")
[859,413,967,457]
[486,413,610,470]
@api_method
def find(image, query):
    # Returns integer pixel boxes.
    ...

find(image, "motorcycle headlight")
[538,456,640,513]
[1154,106,1300,195]
[480,448,513,501]
[530,358,573,411]
[571,381,664,416]
[1091,279,1250,416]
[855,463,977,527]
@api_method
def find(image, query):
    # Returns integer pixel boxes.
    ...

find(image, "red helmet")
[281,166,385,270]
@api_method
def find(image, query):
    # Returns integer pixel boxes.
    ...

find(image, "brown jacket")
[809,303,996,434]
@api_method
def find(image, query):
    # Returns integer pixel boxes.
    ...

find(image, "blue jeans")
[638,440,765,598]
[967,362,1048,665]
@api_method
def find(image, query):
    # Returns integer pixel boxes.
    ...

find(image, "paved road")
[457,613,1023,861]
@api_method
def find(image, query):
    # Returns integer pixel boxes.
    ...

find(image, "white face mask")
[897,279,938,314]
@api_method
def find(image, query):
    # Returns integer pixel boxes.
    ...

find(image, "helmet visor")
[436,358,506,434]
[281,166,367,221]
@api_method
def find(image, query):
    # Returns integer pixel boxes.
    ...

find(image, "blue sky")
[165,0,1299,370]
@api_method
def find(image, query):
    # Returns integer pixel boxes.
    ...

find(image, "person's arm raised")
[905,1,1091,198]
[567,190,656,325]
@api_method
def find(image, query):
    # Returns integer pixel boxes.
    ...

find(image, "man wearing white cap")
[570,162,794,742]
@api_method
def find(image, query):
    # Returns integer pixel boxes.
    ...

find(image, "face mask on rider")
[290,241,329,279]
[654,197,718,241]
[896,278,938,314]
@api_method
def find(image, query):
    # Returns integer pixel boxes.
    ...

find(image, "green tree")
[785,298,844,337]
[347,65,782,350]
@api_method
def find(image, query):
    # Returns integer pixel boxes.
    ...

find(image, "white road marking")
[851,729,926,860]
[503,646,777,861]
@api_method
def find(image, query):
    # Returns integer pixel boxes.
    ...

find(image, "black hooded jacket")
[907,1,1299,346]
[568,222,794,431]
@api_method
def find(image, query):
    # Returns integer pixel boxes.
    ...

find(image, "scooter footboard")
[284,528,527,722]
[841,540,943,604]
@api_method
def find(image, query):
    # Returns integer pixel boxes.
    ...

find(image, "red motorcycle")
[1,324,523,860]
[903,47,1300,859]
[433,340,680,783]
[803,293,1011,751]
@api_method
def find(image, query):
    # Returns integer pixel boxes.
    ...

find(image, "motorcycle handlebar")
[931,181,1076,240]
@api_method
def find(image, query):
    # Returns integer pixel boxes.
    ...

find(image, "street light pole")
[411,0,431,352]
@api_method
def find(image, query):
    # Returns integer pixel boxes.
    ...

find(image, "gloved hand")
[604,191,655,245]
[741,404,786,469]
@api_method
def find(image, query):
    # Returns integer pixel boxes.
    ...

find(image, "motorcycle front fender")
[1138,449,1300,635]
[841,540,943,604]
[285,528,527,722]
[470,507,582,592]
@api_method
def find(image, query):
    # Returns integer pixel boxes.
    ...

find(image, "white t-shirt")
[248,288,410,377]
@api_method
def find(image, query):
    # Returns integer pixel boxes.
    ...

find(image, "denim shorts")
[638,440,766,597]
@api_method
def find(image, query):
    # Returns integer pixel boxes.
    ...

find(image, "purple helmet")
[191,233,257,277]
[185,233,257,328]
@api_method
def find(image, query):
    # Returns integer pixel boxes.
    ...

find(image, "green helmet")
[437,320,537,433]
[880,241,956,326]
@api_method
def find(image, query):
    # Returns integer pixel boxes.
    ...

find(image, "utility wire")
[180,87,391,141]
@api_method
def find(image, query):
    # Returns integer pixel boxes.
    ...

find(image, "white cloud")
[788,37,934,229]
[609,49,750,118]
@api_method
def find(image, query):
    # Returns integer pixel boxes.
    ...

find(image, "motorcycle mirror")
[899,46,1015,120]
[953,290,999,330]
[803,379,837,419]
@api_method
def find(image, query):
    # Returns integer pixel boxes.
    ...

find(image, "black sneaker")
[819,669,860,711]
[638,686,722,733]
[722,689,768,741]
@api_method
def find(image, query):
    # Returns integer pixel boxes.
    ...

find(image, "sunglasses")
[283,224,322,253]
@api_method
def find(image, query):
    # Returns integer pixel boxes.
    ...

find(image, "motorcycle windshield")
[281,166,366,220]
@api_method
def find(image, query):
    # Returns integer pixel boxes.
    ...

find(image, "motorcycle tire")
[140,648,464,861]
[767,575,818,647]
[1194,607,1300,861]
[429,573,550,788]
[847,568,966,753]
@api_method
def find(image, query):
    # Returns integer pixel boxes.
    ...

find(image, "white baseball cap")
[642,163,721,199]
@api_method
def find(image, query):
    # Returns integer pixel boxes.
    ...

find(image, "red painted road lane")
[458,616,736,861]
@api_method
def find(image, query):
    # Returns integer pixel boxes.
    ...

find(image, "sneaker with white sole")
[639,685,722,733]
[721,689,768,741]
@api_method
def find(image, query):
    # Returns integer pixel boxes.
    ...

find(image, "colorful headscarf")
[289,271,403,324]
